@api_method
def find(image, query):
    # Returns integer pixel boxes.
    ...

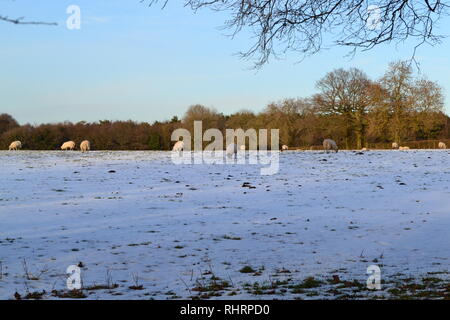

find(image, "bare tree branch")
[145,0,449,67]
[0,15,57,26]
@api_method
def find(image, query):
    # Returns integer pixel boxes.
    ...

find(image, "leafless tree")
[146,0,448,66]
[314,68,373,148]
[380,60,414,143]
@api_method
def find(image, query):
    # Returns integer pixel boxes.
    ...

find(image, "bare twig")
[178,276,192,296]
[0,15,57,26]
[145,0,448,67]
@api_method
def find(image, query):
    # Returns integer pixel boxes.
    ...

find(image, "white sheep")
[281,145,289,151]
[226,143,238,158]
[61,141,76,151]
[392,142,399,149]
[399,146,410,150]
[9,141,22,151]
[323,139,338,153]
[172,141,184,151]
[80,140,90,152]
[438,142,447,149]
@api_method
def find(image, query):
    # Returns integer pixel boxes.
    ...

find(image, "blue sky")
[1,0,450,124]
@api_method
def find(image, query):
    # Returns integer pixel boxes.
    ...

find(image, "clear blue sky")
[1,0,449,125]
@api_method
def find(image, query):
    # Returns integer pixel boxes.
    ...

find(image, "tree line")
[1,61,449,151]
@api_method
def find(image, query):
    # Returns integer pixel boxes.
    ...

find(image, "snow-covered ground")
[0,150,449,299]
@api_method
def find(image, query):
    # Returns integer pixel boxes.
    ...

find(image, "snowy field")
[0,150,449,299]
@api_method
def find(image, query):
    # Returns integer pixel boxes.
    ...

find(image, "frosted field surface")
[0,150,449,299]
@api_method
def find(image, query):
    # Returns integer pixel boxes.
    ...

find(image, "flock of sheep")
[8,140,91,152]
[171,139,447,154]
[171,139,340,155]
[391,142,447,150]
[7,139,448,152]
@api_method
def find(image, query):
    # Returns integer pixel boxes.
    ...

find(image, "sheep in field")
[281,145,289,151]
[392,142,399,149]
[172,141,184,152]
[323,139,338,153]
[438,142,447,149]
[9,141,22,151]
[226,143,238,158]
[80,140,90,152]
[61,141,76,151]
[399,146,410,150]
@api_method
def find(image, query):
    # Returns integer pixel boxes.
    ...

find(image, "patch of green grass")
[239,266,256,273]
[23,290,46,300]
[422,277,443,284]
[51,289,87,299]
[191,277,231,299]
[298,277,323,289]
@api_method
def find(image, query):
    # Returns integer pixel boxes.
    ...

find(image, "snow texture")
[0,150,449,299]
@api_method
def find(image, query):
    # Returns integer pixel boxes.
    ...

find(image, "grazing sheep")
[80,140,90,152]
[172,141,184,151]
[438,142,447,149]
[281,145,289,151]
[61,141,76,151]
[240,145,246,151]
[392,142,399,149]
[226,143,238,158]
[399,146,410,150]
[323,139,338,153]
[8,141,22,151]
